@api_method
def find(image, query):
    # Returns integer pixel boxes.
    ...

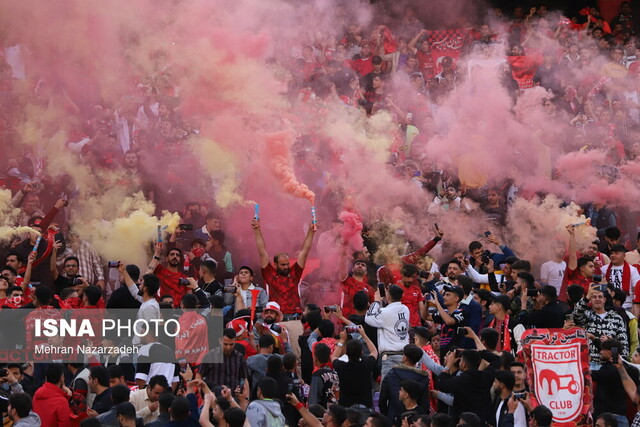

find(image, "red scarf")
[32,229,56,268]
[606,262,631,293]
[489,315,512,352]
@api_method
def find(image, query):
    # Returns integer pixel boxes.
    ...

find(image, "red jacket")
[32,382,71,427]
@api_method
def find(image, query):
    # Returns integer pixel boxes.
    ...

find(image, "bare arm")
[617,360,639,403]
[296,223,317,269]
[50,241,61,281]
[251,219,270,269]
[22,252,36,291]
[146,242,163,275]
[567,225,577,271]
[118,262,143,303]
[287,393,323,427]
[359,324,378,359]
[408,29,426,53]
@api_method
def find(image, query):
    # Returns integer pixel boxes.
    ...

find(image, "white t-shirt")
[601,263,640,308]
[540,260,567,293]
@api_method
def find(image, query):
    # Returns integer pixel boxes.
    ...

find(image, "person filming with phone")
[592,339,636,427]
[572,283,628,368]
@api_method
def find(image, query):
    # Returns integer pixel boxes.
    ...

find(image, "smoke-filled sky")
[1,0,635,270]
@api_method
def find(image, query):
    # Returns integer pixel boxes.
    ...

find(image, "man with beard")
[146,242,187,307]
[340,259,376,318]
[252,218,316,357]
[252,302,292,355]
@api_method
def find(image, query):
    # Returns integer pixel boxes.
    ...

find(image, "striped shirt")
[59,241,105,285]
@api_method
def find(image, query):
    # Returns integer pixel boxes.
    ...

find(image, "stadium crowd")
[4,1,640,426]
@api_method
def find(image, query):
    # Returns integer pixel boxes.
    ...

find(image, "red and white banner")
[521,328,593,427]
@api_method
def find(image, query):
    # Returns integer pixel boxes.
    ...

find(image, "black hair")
[210,230,226,245]
[34,286,53,306]
[267,355,283,376]
[314,343,331,364]
[480,328,499,351]
[461,350,481,370]
[532,406,554,426]
[89,366,110,387]
[577,256,594,269]
[125,264,140,282]
[8,392,31,418]
[257,377,278,399]
[63,256,80,267]
[468,241,483,252]
[459,412,482,427]
[108,364,124,379]
[567,284,585,304]
[142,274,160,296]
[605,226,621,240]
[387,284,404,302]
[149,374,170,391]
[612,288,627,305]
[432,413,452,427]
[181,293,198,309]
[190,238,206,248]
[400,379,422,401]
[401,264,420,278]
[353,291,370,311]
[601,338,623,351]
[282,352,297,370]
[84,286,102,306]
[223,328,237,340]
[516,272,535,287]
[200,260,218,275]
[457,275,474,295]
[5,252,24,264]
[258,334,275,349]
[1,265,17,276]
[224,407,247,427]
[318,319,335,338]
[170,396,190,420]
[511,260,531,272]
[305,310,323,330]
[346,339,362,361]
[159,392,176,413]
[111,384,130,404]
[327,404,347,425]
[403,344,423,365]
[45,363,64,384]
[510,361,526,370]
[238,265,254,276]
[494,370,516,391]
[414,326,430,342]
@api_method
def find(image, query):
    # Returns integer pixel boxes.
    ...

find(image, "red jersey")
[341,276,375,318]
[154,264,187,307]
[262,262,304,314]
[416,51,435,79]
[560,266,592,300]
[400,283,424,327]
[349,56,374,76]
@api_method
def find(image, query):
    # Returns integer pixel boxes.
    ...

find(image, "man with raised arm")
[252,218,317,357]
[559,224,597,301]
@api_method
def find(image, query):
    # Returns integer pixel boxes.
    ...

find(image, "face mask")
[192,247,206,258]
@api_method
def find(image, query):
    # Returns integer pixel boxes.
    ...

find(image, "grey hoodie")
[246,399,286,427]
[13,411,41,427]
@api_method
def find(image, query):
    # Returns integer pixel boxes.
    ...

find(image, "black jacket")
[436,351,502,424]
[379,364,430,426]
[517,300,565,329]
